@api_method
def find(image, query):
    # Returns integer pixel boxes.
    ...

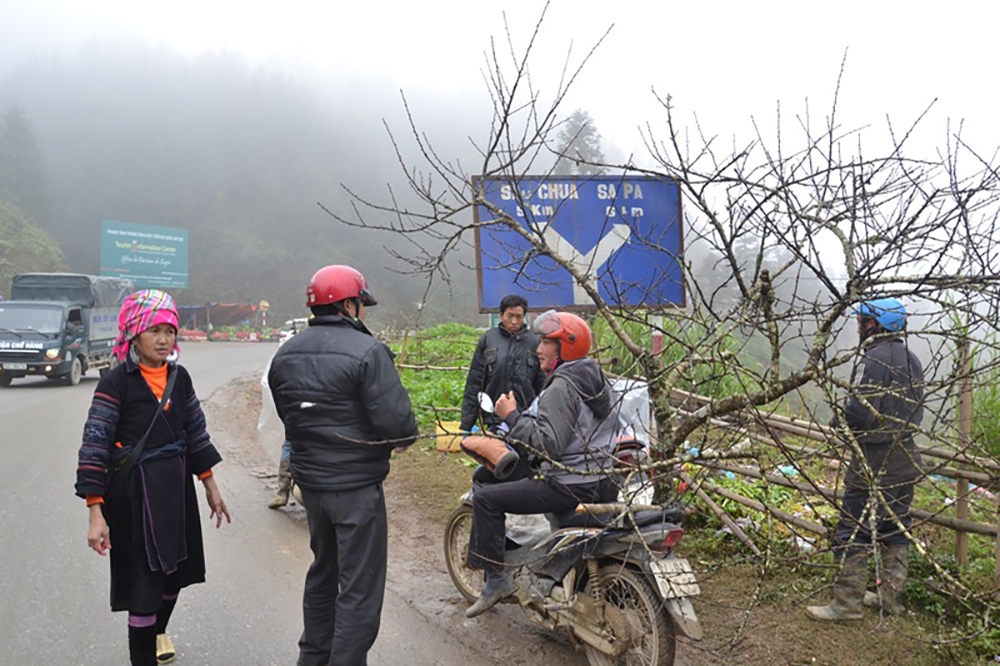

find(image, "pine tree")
[0,104,51,225]
[553,108,605,175]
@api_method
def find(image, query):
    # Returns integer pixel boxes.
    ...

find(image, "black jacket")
[268,315,418,492]
[460,324,546,431]
[844,336,925,445]
[76,358,221,498]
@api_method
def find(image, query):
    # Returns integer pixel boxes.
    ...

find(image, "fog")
[2,1,998,325]
[0,38,491,324]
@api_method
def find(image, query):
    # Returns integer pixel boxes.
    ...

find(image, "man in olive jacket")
[460,294,546,432]
[269,265,418,666]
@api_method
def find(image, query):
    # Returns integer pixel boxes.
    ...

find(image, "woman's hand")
[202,476,232,528]
[495,391,517,420]
[87,505,110,555]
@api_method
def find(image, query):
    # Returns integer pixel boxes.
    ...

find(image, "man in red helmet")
[465,309,619,618]
[268,265,419,666]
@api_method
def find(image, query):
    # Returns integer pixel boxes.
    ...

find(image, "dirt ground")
[205,376,978,666]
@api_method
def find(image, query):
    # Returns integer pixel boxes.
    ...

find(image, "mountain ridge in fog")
[0,42,485,325]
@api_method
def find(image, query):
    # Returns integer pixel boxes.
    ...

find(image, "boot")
[128,625,157,666]
[466,571,516,618]
[268,460,292,509]
[806,550,867,621]
[864,543,909,615]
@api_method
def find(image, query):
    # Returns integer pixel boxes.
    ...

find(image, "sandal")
[156,633,176,664]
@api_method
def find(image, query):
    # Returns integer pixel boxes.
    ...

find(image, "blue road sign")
[473,175,684,312]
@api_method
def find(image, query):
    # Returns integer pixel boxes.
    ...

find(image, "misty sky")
[3,0,999,163]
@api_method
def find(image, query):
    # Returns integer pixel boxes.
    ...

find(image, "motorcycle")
[443,395,701,666]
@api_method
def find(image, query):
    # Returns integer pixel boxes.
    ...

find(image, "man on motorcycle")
[466,310,619,618]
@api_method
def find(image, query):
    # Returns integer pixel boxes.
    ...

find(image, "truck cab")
[0,302,81,385]
[0,273,131,387]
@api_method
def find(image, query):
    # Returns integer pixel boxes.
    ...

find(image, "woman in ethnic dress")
[75,289,230,665]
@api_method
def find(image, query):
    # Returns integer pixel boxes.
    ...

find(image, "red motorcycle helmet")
[306,265,378,307]
[533,310,592,361]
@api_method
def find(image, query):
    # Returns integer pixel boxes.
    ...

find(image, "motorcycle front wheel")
[443,504,485,603]
[584,564,677,666]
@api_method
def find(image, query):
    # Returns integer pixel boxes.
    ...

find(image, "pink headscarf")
[113,289,180,361]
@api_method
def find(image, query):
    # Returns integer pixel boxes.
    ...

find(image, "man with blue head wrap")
[808,297,925,621]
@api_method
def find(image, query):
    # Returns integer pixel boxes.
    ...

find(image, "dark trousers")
[834,441,921,552]
[298,484,388,666]
[469,476,616,573]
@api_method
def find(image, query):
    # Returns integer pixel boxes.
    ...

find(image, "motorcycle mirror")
[478,392,494,414]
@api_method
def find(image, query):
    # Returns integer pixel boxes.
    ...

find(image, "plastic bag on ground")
[257,355,284,464]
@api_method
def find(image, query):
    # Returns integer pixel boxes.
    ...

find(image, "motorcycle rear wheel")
[584,564,676,666]
[443,504,485,603]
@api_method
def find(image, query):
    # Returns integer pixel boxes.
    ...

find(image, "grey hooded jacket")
[503,357,617,486]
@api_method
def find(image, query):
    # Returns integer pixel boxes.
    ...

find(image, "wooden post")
[956,339,971,566]
[995,495,1000,601]
[648,313,663,454]
[396,328,411,369]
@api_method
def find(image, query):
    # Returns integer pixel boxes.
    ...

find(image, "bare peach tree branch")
[319,12,1000,655]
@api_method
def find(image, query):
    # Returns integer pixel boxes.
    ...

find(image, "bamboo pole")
[699,460,998,537]
[699,480,829,536]
[706,461,839,501]
[995,495,1000,601]
[679,471,762,557]
[677,412,995,485]
[921,464,992,485]
[918,446,1000,474]
[765,414,1000,472]
[910,508,997,537]
[398,363,470,372]
[671,386,1000,473]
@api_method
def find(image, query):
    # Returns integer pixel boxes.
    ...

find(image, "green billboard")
[100,220,189,289]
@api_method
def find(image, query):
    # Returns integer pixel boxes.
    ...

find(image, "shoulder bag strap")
[115,365,179,476]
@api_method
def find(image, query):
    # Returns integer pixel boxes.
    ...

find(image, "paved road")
[0,342,503,665]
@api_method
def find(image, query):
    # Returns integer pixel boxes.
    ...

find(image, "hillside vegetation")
[0,198,64,296]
